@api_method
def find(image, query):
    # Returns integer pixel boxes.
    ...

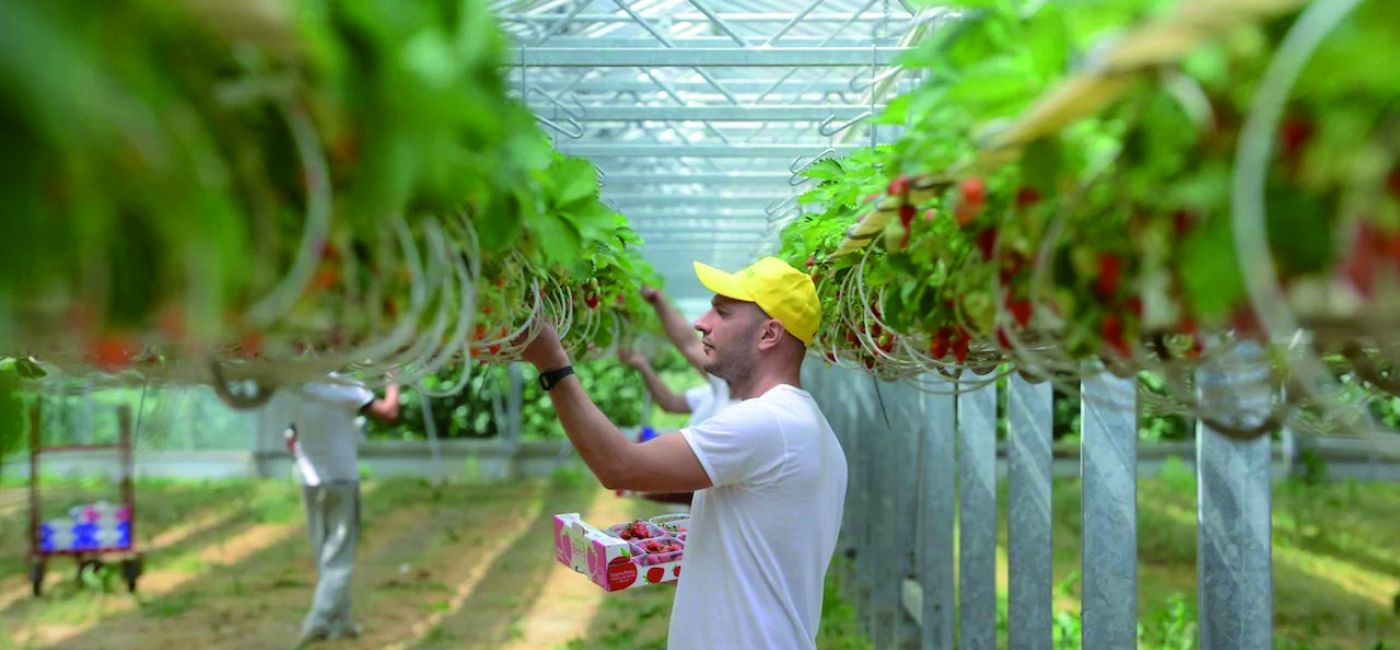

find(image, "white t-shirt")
[669,385,847,650]
[271,378,375,485]
[683,374,737,428]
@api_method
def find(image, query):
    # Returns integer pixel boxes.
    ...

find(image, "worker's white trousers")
[300,481,360,639]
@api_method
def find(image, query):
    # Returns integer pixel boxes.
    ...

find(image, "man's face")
[694,295,765,382]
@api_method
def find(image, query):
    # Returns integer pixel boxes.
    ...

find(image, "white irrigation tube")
[322,216,433,372]
[242,97,334,330]
[416,216,481,398]
[416,386,445,486]
[386,221,456,386]
[1231,0,1372,435]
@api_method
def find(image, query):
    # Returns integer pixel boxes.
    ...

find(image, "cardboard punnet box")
[552,513,684,591]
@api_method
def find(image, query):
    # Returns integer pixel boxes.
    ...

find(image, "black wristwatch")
[538,365,575,392]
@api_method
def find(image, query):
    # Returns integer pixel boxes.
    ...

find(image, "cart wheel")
[29,559,45,597]
[121,556,143,593]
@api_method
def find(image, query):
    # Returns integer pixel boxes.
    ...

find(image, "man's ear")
[757,319,787,351]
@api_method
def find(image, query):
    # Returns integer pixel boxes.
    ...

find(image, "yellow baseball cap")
[693,257,821,346]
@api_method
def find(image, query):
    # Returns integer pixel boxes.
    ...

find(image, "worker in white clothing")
[521,257,846,649]
[277,375,399,644]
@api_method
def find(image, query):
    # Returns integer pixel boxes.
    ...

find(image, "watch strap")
[538,365,575,391]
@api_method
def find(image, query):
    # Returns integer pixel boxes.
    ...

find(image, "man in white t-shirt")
[521,257,847,650]
[272,375,399,644]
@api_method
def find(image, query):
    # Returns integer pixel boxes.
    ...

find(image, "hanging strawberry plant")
[780,0,1400,433]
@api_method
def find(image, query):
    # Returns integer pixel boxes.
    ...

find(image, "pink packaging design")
[552,512,684,591]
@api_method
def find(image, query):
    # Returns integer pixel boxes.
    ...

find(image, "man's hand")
[519,322,570,370]
[641,287,660,304]
[617,347,647,369]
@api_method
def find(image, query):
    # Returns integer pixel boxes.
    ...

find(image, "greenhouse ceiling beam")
[509,47,911,67]
[559,144,860,158]
[632,219,771,230]
[627,211,773,223]
[642,233,768,244]
[608,193,791,206]
[501,12,914,24]
[600,171,792,185]
[533,37,902,49]
[526,79,874,94]
[526,105,881,121]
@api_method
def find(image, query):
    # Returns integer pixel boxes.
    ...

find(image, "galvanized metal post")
[871,377,897,647]
[957,378,997,650]
[1080,370,1138,649]
[1008,375,1054,650]
[1196,341,1273,649]
[854,372,879,632]
[887,380,922,647]
[919,375,956,650]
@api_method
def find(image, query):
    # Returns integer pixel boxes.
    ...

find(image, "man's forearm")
[635,363,690,414]
[651,297,706,373]
[544,376,634,488]
[653,297,699,352]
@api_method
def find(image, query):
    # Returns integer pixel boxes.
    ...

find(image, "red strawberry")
[1172,210,1196,235]
[1342,223,1380,298]
[846,331,858,345]
[585,294,600,310]
[996,327,1012,350]
[1096,255,1121,297]
[952,330,970,364]
[1388,233,1400,272]
[647,567,665,583]
[1101,314,1129,356]
[1008,299,1032,328]
[1102,313,1123,340]
[92,334,138,372]
[805,256,816,267]
[616,293,625,305]
[975,229,997,260]
[1230,305,1262,336]
[899,204,916,228]
[929,328,951,359]
[495,277,507,289]
[877,333,894,352]
[1278,116,1314,161]
[888,175,911,197]
[239,332,263,359]
[1126,297,1143,318]
[1015,187,1040,207]
[960,177,986,206]
[864,357,875,370]
[309,266,339,291]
